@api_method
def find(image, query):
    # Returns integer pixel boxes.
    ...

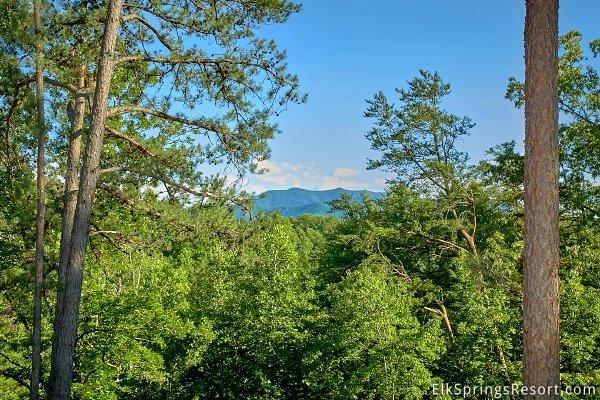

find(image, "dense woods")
[1,0,600,398]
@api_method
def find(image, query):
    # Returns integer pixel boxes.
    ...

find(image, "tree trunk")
[30,0,46,397]
[523,0,560,398]
[58,63,86,301]
[49,63,86,396]
[48,0,122,397]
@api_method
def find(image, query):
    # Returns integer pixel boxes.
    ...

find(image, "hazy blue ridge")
[250,187,383,217]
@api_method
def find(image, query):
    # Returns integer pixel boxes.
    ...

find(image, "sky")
[245,0,600,194]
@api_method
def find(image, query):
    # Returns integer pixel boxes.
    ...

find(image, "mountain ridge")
[252,187,383,217]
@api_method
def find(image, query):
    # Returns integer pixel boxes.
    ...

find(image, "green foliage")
[187,220,319,399]
[365,70,474,193]
[2,0,600,394]
[507,30,600,225]
[306,256,444,400]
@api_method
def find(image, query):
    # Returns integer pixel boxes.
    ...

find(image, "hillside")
[252,187,383,217]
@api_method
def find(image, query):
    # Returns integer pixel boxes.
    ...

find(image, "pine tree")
[523,0,560,397]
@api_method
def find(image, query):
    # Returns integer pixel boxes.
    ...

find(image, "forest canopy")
[1,0,600,399]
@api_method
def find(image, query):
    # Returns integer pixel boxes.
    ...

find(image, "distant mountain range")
[251,187,383,217]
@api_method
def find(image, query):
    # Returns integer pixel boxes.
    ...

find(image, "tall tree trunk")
[58,64,86,300]
[523,0,560,398]
[48,0,122,397]
[49,63,86,393]
[30,0,46,398]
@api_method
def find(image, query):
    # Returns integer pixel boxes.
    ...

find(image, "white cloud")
[321,176,369,190]
[333,167,358,178]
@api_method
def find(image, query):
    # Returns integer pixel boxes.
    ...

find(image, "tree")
[306,255,444,400]
[189,219,319,399]
[362,72,527,393]
[508,30,600,225]
[365,70,478,256]
[48,0,124,397]
[43,0,304,397]
[523,0,560,397]
[507,30,600,391]
[30,0,46,398]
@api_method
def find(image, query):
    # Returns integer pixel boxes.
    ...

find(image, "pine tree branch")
[122,13,174,51]
[105,126,155,157]
[99,166,251,212]
[106,105,237,152]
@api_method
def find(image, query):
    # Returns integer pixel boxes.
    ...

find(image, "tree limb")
[406,229,467,253]
[105,126,155,156]
[106,105,237,152]
[123,13,174,51]
[99,166,251,212]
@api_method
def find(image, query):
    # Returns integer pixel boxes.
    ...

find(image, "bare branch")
[425,302,454,340]
[116,55,242,66]
[89,230,120,237]
[406,229,467,253]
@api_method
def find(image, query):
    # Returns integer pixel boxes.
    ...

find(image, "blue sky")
[245,1,600,193]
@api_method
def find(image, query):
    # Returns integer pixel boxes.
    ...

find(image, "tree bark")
[523,0,560,398]
[54,63,86,322]
[49,63,86,395]
[30,0,46,398]
[48,0,122,397]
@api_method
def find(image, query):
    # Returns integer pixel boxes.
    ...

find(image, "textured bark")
[54,64,86,317]
[523,0,560,398]
[48,0,123,397]
[30,0,46,398]
[49,63,86,393]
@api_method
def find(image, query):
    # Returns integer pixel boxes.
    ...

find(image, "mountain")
[251,187,383,217]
